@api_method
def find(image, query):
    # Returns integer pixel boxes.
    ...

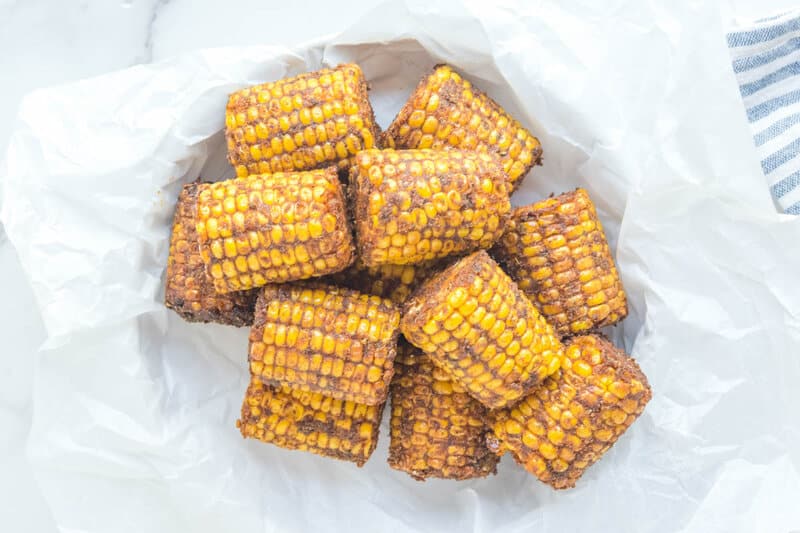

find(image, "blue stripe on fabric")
[770,169,800,198]
[785,201,800,214]
[761,137,800,174]
[733,37,800,73]
[727,17,800,48]
[747,89,800,121]
[754,113,800,145]
[740,61,800,96]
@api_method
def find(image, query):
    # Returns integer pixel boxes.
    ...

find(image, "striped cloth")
[727,9,800,215]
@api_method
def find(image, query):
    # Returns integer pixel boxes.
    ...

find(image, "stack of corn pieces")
[164,63,651,489]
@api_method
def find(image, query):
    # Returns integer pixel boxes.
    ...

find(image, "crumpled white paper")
[3,1,800,532]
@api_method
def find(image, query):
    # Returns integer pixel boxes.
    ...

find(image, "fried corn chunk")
[388,342,498,480]
[492,189,627,337]
[351,149,511,266]
[249,283,400,405]
[487,334,651,490]
[195,167,354,293]
[226,64,380,177]
[401,250,563,409]
[165,182,257,325]
[325,257,450,305]
[382,64,542,190]
[237,377,384,466]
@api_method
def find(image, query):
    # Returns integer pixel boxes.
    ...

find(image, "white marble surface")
[0,0,795,531]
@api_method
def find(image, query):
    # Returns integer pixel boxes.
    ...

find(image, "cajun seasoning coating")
[401,250,563,409]
[237,377,384,466]
[324,257,453,305]
[381,64,542,190]
[195,167,354,293]
[249,283,400,405]
[487,334,651,490]
[350,149,511,266]
[491,189,627,337]
[226,64,380,177]
[165,182,257,326]
[388,342,498,481]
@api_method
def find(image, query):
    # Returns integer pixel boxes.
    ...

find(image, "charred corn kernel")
[491,189,628,336]
[381,65,542,190]
[388,342,498,480]
[351,149,511,266]
[249,283,400,405]
[196,167,354,293]
[401,251,564,409]
[164,181,257,326]
[323,256,454,305]
[487,334,651,490]
[237,377,384,466]
[226,64,380,175]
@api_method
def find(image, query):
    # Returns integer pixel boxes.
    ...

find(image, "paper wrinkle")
[2,0,800,531]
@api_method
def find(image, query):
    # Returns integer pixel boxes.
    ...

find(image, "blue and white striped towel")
[727,9,800,215]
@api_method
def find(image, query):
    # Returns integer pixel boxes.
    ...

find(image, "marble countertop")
[0,0,794,531]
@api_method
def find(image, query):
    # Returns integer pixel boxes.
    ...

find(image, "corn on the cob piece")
[324,257,452,305]
[491,189,627,337]
[487,334,651,490]
[388,341,498,480]
[226,64,380,177]
[249,283,400,405]
[237,376,384,466]
[382,64,542,190]
[195,167,354,293]
[401,250,563,409]
[165,182,257,325]
[350,149,511,266]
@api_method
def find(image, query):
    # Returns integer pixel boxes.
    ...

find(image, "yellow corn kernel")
[487,334,651,490]
[573,360,593,377]
[225,65,379,174]
[165,182,258,326]
[248,283,400,405]
[381,64,542,190]
[237,377,383,466]
[401,251,563,409]
[322,258,450,306]
[388,343,498,480]
[195,168,354,293]
[491,189,627,336]
[352,149,510,266]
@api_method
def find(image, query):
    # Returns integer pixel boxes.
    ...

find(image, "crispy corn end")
[401,250,564,409]
[249,283,400,405]
[492,188,627,337]
[238,377,383,466]
[351,149,511,266]
[388,342,498,480]
[381,64,542,189]
[226,64,380,177]
[487,334,651,490]
[324,257,452,305]
[164,182,257,326]
[195,167,354,293]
